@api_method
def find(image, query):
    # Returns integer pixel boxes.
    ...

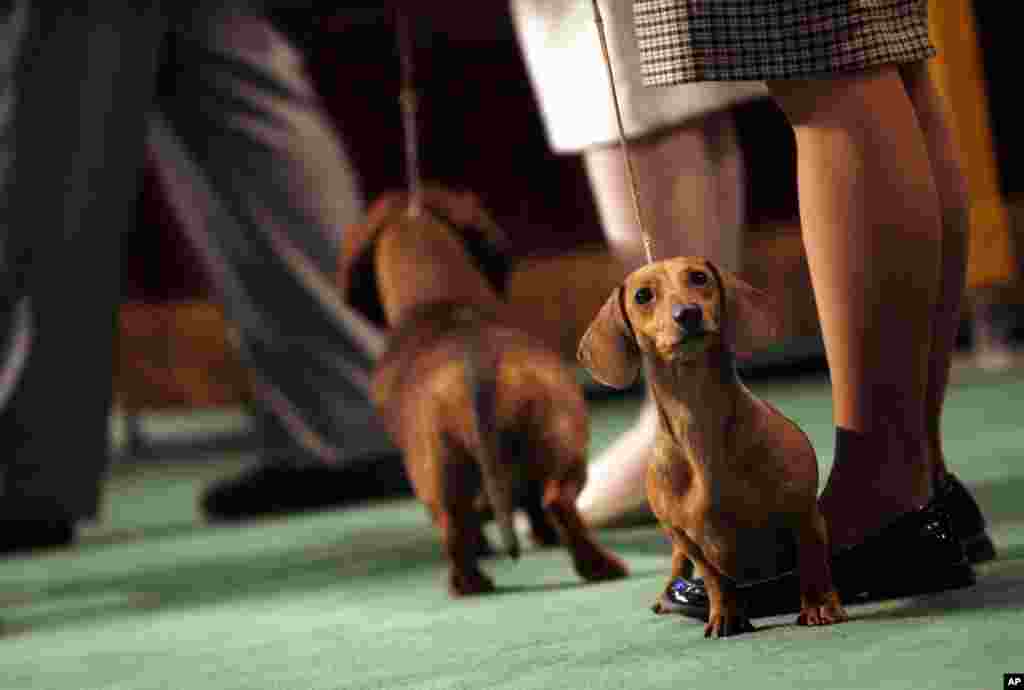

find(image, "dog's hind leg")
[542,475,629,583]
[438,454,496,596]
[438,511,494,596]
[525,480,560,548]
[438,505,496,596]
[468,521,497,558]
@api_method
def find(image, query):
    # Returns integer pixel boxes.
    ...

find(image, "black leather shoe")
[831,496,975,603]
[658,498,974,621]
[202,452,411,522]
[935,473,996,564]
[652,576,713,619]
[0,519,76,556]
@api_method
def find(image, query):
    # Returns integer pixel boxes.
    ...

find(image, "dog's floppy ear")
[708,261,783,358]
[578,286,641,389]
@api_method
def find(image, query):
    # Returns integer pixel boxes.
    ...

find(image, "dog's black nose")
[671,303,704,333]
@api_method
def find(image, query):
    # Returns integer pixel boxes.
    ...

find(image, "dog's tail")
[463,332,520,560]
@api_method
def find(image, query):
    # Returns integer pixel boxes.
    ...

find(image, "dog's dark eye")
[634,287,654,305]
[689,270,709,287]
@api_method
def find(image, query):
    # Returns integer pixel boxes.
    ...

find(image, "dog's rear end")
[373,302,627,595]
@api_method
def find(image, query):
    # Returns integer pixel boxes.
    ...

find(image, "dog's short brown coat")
[579,256,847,637]
[361,188,628,596]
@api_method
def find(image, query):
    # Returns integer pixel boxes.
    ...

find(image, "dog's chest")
[650,418,808,582]
[702,517,800,583]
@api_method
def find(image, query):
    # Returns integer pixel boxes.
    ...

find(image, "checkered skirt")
[634,0,935,85]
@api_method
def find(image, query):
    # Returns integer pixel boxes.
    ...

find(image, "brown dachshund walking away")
[355,188,628,596]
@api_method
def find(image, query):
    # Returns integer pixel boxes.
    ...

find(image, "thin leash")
[395,9,423,218]
[589,0,655,264]
[592,3,711,495]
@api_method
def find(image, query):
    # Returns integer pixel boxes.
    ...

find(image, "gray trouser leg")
[0,3,396,524]
[149,7,396,467]
[0,2,166,520]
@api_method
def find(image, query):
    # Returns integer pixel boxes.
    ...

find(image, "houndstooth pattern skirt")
[634,0,936,86]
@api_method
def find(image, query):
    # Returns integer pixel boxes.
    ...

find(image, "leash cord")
[589,0,654,264]
[396,9,423,217]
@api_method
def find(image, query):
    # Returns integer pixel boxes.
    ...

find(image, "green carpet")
[3,366,1023,690]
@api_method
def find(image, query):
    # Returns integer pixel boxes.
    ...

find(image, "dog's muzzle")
[671,303,705,339]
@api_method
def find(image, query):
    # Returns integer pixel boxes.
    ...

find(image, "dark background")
[121,6,799,302]
[123,4,1023,302]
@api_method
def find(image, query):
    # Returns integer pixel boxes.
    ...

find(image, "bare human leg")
[768,67,943,548]
[897,61,970,486]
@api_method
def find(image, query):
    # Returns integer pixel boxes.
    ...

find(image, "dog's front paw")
[704,612,755,639]
[449,568,495,597]
[797,590,848,626]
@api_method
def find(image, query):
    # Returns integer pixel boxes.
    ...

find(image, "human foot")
[818,427,935,549]
[0,518,76,555]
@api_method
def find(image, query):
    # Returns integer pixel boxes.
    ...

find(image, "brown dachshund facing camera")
[361,188,628,596]
[579,257,846,637]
